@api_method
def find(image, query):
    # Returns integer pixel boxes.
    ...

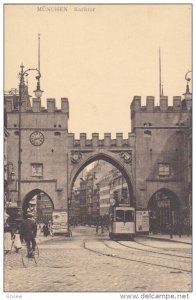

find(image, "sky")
[4,4,192,138]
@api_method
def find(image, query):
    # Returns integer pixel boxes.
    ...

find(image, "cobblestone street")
[4,226,192,292]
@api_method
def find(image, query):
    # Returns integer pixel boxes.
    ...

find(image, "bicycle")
[4,236,20,254]
[21,242,39,267]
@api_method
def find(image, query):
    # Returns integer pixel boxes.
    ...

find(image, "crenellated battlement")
[131,94,192,113]
[5,95,69,130]
[68,132,135,148]
[130,94,192,131]
[5,95,69,116]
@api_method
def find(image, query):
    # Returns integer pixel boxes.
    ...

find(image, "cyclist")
[20,212,37,257]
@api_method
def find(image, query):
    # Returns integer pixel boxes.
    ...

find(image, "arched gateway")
[5,86,192,234]
[69,149,134,205]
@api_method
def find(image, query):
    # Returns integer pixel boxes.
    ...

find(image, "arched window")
[54,132,61,136]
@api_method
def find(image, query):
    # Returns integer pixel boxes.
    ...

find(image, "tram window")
[116,210,124,222]
[125,211,134,222]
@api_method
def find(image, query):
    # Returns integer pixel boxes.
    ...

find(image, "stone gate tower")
[131,86,192,228]
[5,76,192,231]
[5,88,70,213]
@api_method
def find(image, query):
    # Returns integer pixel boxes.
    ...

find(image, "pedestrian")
[50,222,54,237]
[13,227,22,253]
[4,220,12,253]
[186,223,190,237]
[43,223,47,236]
[43,222,49,237]
[177,221,183,238]
[96,215,104,234]
[37,223,42,235]
[169,223,173,239]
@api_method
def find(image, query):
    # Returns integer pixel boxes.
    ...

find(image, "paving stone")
[4,226,192,292]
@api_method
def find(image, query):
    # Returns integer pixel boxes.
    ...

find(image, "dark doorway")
[148,188,180,234]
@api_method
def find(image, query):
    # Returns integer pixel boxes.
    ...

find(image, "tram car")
[109,205,135,240]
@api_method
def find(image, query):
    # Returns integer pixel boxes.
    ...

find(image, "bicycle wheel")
[21,246,29,268]
[34,245,39,264]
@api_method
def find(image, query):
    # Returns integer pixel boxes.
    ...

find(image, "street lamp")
[183,71,192,101]
[18,64,43,208]
[34,75,43,98]
[4,162,15,207]
[5,162,15,181]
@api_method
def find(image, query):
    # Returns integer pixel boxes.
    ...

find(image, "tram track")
[115,240,192,260]
[133,238,192,257]
[103,241,188,264]
[83,239,192,274]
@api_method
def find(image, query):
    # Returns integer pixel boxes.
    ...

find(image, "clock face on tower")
[30,131,45,146]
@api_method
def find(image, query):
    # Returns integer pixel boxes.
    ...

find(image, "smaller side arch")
[22,189,54,221]
[147,188,180,234]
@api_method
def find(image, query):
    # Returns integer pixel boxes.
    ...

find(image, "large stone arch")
[69,150,134,205]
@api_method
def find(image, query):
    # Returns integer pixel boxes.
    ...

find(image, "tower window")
[144,130,151,136]
[54,132,61,136]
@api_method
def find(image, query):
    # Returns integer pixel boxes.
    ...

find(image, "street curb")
[139,235,192,245]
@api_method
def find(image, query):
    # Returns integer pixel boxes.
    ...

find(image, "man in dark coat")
[96,215,104,234]
[20,212,37,256]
